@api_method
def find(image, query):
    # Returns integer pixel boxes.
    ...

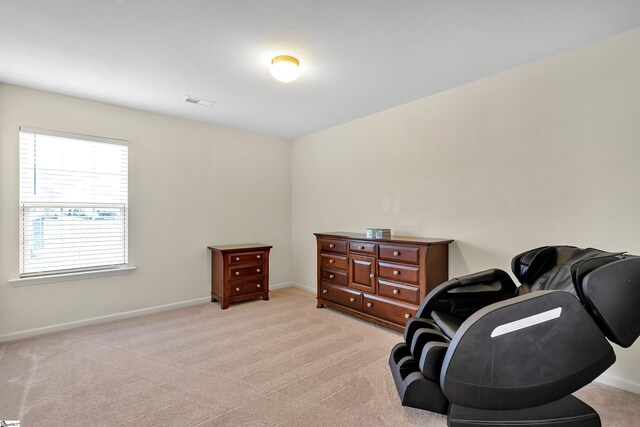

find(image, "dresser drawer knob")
[235,272,240,276]
[329,274,335,279]
[329,243,335,248]
[256,284,261,288]
[393,251,400,256]
[235,257,240,261]
[366,302,373,308]
[329,259,335,264]
[349,297,356,303]
[393,289,400,295]
[256,268,261,273]
[236,287,240,292]
[257,255,261,259]
[360,245,365,250]
[322,289,328,294]
[404,313,411,319]
[369,273,375,278]
[393,270,400,276]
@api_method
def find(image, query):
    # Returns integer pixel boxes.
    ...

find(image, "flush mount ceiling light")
[270,55,300,83]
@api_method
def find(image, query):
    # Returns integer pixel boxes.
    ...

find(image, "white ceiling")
[2,1,640,139]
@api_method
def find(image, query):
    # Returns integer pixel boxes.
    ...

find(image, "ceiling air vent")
[184,95,215,107]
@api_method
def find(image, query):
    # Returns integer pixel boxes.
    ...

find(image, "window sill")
[9,266,136,287]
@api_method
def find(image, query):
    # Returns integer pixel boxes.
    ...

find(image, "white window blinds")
[19,127,129,277]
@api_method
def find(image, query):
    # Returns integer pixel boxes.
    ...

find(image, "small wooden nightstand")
[208,243,272,309]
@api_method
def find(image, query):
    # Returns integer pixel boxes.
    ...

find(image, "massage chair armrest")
[440,291,615,411]
[415,269,518,320]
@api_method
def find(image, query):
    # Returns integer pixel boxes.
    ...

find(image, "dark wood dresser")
[314,232,453,331]
[208,243,272,309]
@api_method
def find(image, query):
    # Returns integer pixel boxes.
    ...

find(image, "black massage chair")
[388,246,640,426]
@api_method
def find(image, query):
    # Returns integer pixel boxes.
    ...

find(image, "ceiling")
[2,1,640,139]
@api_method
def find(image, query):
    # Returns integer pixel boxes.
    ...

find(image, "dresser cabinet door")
[349,254,376,293]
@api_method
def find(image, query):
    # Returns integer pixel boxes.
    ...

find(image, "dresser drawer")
[349,241,376,255]
[378,279,419,304]
[319,238,348,254]
[230,264,264,280]
[379,244,420,264]
[378,261,420,285]
[320,268,348,286]
[362,294,417,325]
[228,251,265,265]
[230,280,265,296]
[320,282,362,310]
[320,253,348,271]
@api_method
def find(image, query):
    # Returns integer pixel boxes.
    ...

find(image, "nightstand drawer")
[230,280,265,296]
[320,282,362,310]
[230,264,264,280]
[229,251,265,265]
[378,261,420,285]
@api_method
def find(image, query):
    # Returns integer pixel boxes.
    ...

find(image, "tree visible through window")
[19,127,129,276]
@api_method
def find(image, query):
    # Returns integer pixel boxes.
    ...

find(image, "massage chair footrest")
[448,395,601,427]
[388,342,448,414]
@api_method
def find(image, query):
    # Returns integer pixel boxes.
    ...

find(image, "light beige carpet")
[0,287,638,426]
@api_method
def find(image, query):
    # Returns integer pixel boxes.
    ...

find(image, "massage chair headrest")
[511,246,558,284]
[571,256,640,348]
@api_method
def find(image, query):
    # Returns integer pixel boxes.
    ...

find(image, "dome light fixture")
[270,55,300,83]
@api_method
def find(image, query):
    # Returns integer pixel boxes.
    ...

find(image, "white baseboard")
[594,375,640,394]
[0,281,306,343]
[270,281,294,290]
[0,296,210,343]
[270,281,315,293]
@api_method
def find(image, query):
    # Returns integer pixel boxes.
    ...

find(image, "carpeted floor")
[0,287,638,426]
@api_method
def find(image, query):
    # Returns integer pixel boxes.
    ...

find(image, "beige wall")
[0,83,292,336]
[292,29,640,389]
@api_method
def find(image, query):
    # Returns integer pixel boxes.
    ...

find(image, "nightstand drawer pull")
[393,270,400,276]
[256,268,261,273]
[329,259,335,264]
[329,243,335,248]
[366,302,373,308]
[257,284,261,288]
[369,273,375,278]
[235,272,240,276]
[393,289,400,295]
[393,251,400,256]
[322,289,328,294]
[349,297,356,303]
[257,254,261,259]
[236,287,240,292]
[404,313,411,319]
[235,256,240,261]
[329,274,335,279]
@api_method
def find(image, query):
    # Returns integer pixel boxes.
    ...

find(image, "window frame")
[15,126,131,282]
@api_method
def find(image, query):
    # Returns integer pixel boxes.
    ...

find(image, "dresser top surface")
[314,232,453,245]
[208,243,273,252]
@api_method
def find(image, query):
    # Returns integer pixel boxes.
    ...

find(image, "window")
[19,127,129,277]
